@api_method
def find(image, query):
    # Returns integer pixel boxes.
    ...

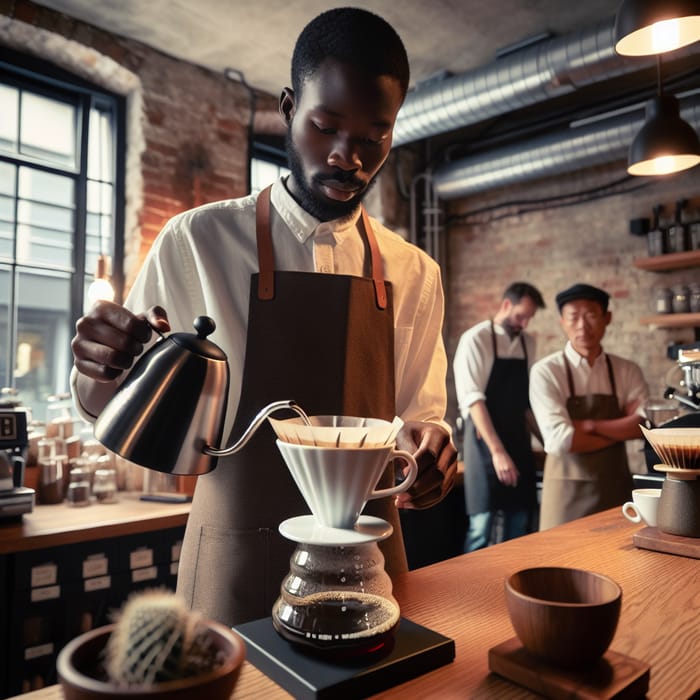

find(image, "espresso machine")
[0,396,35,520]
[639,343,700,481]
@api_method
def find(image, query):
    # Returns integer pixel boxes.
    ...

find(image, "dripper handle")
[366,449,418,501]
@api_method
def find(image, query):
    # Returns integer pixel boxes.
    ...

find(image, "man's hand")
[71,301,170,381]
[394,421,458,510]
[492,450,519,487]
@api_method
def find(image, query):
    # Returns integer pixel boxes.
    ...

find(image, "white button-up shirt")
[453,319,537,419]
[529,341,649,455]
[73,179,450,439]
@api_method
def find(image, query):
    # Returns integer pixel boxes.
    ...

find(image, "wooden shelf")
[639,312,700,328]
[633,249,700,271]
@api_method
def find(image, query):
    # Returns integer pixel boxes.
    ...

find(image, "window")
[250,139,288,193]
[0,51,124,422]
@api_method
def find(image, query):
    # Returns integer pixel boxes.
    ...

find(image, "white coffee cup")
[276,440,418,529]
[622,488,662,527]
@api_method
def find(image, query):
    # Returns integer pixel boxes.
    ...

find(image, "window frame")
[0,47,125,400]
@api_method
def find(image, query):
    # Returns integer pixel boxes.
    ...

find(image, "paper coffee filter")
[641,425,700,470]
[268,415,404,447]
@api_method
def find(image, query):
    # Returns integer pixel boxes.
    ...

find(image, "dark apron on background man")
[463,322,537,516]
[539,353,631,531]
[177,186,406,626]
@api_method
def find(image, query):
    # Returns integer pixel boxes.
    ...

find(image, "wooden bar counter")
[10,507,700,699]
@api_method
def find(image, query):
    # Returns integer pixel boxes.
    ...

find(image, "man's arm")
[469,400,519,487]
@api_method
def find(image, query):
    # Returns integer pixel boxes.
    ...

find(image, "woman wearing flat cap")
[529,283,649,529]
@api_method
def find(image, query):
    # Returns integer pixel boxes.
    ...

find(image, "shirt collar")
[269,178,362,244]
[564,340,605,368]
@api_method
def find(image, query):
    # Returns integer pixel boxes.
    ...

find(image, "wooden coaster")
[633,526,700,559]
[488,637,649,700]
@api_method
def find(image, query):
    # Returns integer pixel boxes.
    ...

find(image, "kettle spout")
[204,400,308,457]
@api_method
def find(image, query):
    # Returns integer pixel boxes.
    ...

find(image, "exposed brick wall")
[0,0,278,290]
[443,162,700,470]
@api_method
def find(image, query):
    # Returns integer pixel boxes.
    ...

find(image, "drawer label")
[170,561,179,576]
[31,563,57,588]
[84,575,112,592]
[171,541,182,562]
[83,555,109,579]
[132,566,157,583]
[25,643,54,660]
[130,548,154,569]
[31,584,60,602]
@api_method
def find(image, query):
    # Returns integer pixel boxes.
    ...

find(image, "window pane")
[0,265,9,388]
[0,201,14,260]
[20,92,76,168]
[88,107,113,181]
[15,268,72,420]
[18,167,74,207]
[16,168,74,268]
[0,84,19,154]
[0,160,16,196]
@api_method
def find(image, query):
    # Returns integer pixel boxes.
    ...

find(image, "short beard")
[502,318,521,339]
[285,129,376,222]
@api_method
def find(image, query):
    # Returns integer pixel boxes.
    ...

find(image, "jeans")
[464,509,530,552]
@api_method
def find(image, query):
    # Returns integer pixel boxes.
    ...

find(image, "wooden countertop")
[9,507,700,699]
[0,494,190,554]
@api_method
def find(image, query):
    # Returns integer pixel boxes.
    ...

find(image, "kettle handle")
[204,400,307,457]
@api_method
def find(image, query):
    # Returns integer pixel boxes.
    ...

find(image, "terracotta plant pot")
[504,566,621,669]
[57,621,245,700]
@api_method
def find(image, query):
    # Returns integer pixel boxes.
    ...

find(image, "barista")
[529,284,649,530]
[70,8,457,627]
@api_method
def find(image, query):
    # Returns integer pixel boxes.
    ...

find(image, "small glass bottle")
[646,204,666,256]
[671,285,690,313]
[654,287,673,314]
[689,283,700,313]
[667,199,689,253]
[93,467,118,503]
[66,463,92,506]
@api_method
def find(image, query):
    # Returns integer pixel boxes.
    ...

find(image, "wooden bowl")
[57,621,245,700]
[504,567,621,669]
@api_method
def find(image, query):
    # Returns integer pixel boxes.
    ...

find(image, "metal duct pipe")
[432,96,700,199]
[393,17,654,147]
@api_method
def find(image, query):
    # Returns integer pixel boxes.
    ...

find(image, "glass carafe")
[272,540,400,657]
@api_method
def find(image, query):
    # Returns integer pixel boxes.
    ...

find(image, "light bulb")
[87,277,115,306]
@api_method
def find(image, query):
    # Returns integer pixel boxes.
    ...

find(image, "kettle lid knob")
[194,315,216,339]
[169,316,227,361]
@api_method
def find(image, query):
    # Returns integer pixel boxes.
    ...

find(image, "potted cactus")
[57,589,245,700]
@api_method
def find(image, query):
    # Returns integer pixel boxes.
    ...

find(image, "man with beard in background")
[70,7,457,626]
[454,282,545,551]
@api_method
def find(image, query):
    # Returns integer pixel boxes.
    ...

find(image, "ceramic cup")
[276,440,417,529]
[622,488,661,526]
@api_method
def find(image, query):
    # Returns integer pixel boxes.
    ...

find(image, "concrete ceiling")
[31,0,621,96]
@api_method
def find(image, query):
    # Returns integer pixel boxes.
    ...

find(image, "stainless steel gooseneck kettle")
[93,316,303,475]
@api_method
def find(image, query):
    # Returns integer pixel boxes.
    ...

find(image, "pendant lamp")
[628,94,700,175]
[614,0,700,56]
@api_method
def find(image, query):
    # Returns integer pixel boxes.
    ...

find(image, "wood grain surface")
[9,507,700,699]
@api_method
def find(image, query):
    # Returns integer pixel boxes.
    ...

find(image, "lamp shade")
[614,0,700,55]
[628,94,700,175]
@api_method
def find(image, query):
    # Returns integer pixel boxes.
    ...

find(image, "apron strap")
[255,184,387,309]
[361,206,388,310]
[490,320,528,363]
[256,185,274,300]
[563,351,618,403]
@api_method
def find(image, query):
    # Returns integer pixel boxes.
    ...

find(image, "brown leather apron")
[539,353,631,531]
[177,186,406,626]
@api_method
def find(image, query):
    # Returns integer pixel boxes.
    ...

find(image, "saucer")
[653,464,700,480]
[279,515,393,545]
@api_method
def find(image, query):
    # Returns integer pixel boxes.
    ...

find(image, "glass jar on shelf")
[689,283,700,313]
[653,287,673,314]
[671,285,691,314]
